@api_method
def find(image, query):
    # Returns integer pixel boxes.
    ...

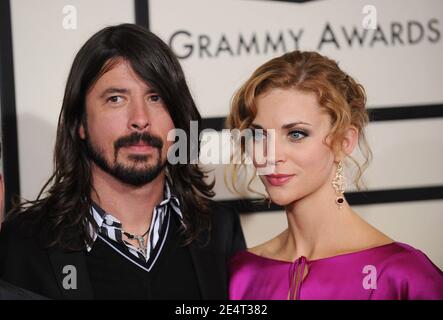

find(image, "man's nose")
[128,98,150,131]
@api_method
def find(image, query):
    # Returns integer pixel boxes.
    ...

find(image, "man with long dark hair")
[0,24,245,299]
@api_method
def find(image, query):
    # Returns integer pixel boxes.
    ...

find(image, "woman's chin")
[268,195,294,207]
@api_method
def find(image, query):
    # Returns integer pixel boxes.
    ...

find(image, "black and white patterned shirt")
[87,181,184,271]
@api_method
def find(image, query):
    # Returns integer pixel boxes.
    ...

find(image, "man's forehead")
[91,59,154,93]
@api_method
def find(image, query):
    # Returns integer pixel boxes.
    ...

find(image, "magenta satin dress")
[229,242,443,300]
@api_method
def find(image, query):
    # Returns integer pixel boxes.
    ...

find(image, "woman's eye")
[289,130,307,141]
[107,96,123,103]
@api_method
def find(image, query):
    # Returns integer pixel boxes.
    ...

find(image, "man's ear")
[79,122,86,140]
[335,126,359,162]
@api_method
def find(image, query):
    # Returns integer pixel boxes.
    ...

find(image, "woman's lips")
[265,174,295,186]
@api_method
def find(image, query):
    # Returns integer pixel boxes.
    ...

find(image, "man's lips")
[264,174,295,186]
[122,143,155,152]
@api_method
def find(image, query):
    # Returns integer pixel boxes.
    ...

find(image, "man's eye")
[148,94,162,102]
[289,130,307,141]
[107,96,123,103]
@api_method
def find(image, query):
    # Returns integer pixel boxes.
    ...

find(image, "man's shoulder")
[0,279,48,300]
[0,208,50,245]
[207,201,242,232]
[208,201,238,220]
[203,201,246,253]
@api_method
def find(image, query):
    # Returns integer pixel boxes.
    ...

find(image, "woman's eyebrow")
[250,121,312,130]
[282,121,312,129]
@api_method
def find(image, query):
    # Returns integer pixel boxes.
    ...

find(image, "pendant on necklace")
[135,235,147,258]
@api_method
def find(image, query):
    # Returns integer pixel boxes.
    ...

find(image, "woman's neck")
[279,181,390,262]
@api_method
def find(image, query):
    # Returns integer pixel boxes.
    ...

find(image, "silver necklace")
[123,228,150,258]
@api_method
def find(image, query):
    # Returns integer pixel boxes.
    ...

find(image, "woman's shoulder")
[375,242,443,299]
[229,249,252,266]
[247,229,289,258]
[379,242,442,272]
[229,234,290,272]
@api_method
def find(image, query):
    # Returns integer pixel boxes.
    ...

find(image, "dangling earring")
[332,161,345,208]
[267,197,272,209]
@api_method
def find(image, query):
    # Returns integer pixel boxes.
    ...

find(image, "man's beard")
[85,131,166,187]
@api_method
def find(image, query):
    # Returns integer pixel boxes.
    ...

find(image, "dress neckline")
[244,241,400,264]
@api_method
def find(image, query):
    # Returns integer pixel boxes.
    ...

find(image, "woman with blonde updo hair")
[227,51,443,300]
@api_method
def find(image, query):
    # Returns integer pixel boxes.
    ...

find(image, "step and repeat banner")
[150,0,443,195]
[149,0,443,266]
[5,0,443,266]
[152,0,442,116]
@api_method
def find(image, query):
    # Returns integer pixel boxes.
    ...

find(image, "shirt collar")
[87,180,183,251]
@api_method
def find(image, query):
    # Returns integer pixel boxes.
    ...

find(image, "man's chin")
[120,153,150,161]
[118,161,162,172]
[117,152,154,163]
[112,168,164,186]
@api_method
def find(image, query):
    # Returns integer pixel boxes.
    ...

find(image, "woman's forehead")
[253,88,326,127]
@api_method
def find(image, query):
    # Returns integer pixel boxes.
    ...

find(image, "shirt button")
[105,218,113,226]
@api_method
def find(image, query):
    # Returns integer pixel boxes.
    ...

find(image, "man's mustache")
[114,132,163,151]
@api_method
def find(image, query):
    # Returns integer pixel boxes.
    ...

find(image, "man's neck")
[90,164,166,235]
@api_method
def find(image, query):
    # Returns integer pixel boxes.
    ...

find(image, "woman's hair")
[8,24,215,249]
[226,50,372,197]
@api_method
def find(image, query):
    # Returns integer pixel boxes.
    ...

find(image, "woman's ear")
[335,126,358,162]
[343,126,359,155]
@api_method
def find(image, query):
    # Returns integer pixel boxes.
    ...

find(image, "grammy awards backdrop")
[1,0,442,267]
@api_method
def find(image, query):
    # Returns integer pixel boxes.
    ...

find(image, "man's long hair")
[9,24,215,250]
